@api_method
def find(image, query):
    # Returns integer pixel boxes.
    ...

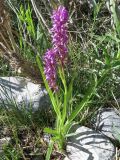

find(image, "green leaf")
[37,27,44,41]
[112,60,120,69]
[45,140,54,160]
[103,48,111,66]
[65,132,79,138]
[63,73,76,120]
[44,128,59,136]
[117,51,120,59]
[95,59,105,65]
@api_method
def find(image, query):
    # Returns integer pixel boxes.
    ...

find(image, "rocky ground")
[0,77,120,160]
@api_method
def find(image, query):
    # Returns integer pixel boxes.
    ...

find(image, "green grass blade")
[66,75,97,124]
[44,128,58,136]
[45,140,54,160]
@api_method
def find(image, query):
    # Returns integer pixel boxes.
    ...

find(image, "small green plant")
[37,4,120,160]
[0,1,120,159]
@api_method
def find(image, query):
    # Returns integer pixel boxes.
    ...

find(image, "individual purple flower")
[51,6,69,65]
[43,49,58,91]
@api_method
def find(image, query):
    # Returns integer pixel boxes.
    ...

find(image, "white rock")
[0,137,11,153]
[65,125,115,160]
[94,108,120,141]
[0,77,50,111]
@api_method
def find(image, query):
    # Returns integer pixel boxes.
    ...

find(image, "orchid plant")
[36,4,120,160]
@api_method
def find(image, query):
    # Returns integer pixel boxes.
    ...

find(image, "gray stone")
[94,108,120,141]
[65,125,115,160]
[43,133,50,143]
[0,137,11,153]
[0,77,50,111]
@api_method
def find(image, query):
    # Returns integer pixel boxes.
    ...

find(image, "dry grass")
[0,0,42,84]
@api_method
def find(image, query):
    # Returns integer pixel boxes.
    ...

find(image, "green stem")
[58,66,68,124]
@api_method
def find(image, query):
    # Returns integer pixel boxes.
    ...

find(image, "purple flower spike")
[43,6,68,91]
[43,49,58,92]
[51,6,69,65]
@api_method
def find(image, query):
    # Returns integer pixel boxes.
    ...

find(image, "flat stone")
[94,108,120,141]
[0,77,50,111]
[65,125,115,160]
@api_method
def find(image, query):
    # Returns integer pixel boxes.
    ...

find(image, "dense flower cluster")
[43,49,58,91]
[43,6,68,91]
[51,6,68,64]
